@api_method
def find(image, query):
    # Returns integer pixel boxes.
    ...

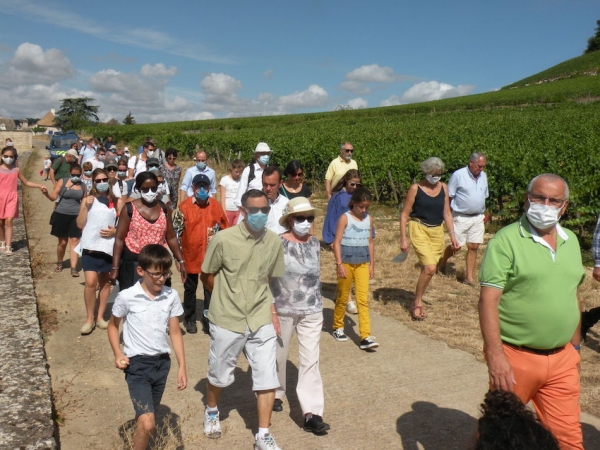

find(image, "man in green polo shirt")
[200,189,285,450]
[478,173,584,450]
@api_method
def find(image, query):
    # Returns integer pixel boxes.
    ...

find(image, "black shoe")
[272,399,283,412]
[202,319,210,335]
[184,320,197,334]
[303,415,330,435]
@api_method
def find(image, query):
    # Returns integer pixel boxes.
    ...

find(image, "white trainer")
[346,300,358,314]
[254,433,281,450]
[203,408,222,439]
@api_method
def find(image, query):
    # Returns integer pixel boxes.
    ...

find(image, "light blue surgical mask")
[84,170,93,176]
[117,171,127,178]
[148,166,159,172]
[196,161,207,170]
[246,212,268,231]
[70,176,81,183]
[258,155,270,165]
[195,187,209,201]
[96,182,109,192]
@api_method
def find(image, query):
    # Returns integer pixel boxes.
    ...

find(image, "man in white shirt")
[262,166,289,234]
[79,138,97,164]
[180,150,217,202]
[438,152,489,285]
[90,147,107,171]
[233,142,272,209]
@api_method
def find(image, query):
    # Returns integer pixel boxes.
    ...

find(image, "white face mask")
[526,201,563,230]
[141,190,158,203]
[2,157,14,165]
[426,174,441,184]
[292,220,312,237]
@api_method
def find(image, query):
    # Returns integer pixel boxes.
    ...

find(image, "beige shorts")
[452,212,485,246]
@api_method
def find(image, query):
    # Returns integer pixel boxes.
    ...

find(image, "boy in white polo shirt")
[108,244,187,449]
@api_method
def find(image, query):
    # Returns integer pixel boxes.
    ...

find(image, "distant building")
[0,117,16,131]
[36,109,59,134]
[105,118,120,126]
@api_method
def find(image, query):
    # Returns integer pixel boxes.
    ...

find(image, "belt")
[410,218,442,228]
[503,341,565,356]
[130,353,170,360]
[454,212,482,217]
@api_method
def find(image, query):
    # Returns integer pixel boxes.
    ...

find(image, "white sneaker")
[346,301,358,314]
[203,408,222,439]
[254,433,281,450]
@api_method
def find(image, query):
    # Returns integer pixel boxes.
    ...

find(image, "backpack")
[246,162,256,190]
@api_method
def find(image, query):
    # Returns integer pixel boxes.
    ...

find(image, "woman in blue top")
[322,169,362,246]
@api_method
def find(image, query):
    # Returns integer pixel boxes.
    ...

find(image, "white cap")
[254,142,271,153]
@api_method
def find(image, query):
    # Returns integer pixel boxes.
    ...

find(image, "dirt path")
[25,141,600,449]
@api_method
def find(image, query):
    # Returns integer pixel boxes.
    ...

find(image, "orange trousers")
[503,343,582,450]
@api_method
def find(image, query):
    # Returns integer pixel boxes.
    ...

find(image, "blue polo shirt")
[180,165,217,197]
[448,166,488,215]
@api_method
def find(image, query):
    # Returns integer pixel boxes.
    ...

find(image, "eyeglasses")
[245,206,271,214]
[167,156,177,160]
[348,182,362,187]
[294,215,314,223]
[291,172,304,178]
[94,178,109,183]
[345,149,354,153]
[144,269,172,280]
[528,195,565,208]
[140,186,158,193]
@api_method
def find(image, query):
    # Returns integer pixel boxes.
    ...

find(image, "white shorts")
[207,323,279,391]
[452,212,485,246]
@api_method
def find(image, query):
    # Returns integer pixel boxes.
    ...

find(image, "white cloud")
[340,64,418,94]
[380,95,403,107]
[400,81,475,103]
[347,98,368,109]
[279,85,328,107]
[140,63,177,78]
[0,43,76,87]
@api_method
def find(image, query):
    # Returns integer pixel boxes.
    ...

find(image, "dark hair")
[475,390,559,450]
[165,148,178,158]
[241,189,268,207]
[135,171,158,190]
[143,141,155,150]
[1,146,15,156]
[117,158,128,167]
[283,160,304,178]
[262,165,282,183]
[70,164,83,174]
[231,159,245,170]
[138,244,172,272]
[349,186,372,208]
[90,168,118,203]
[333,169,361,193]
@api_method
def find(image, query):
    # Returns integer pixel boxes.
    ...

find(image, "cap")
[254,142,271,153]
[278,196,322,227]
[123,146,129,152]
[109,145,117,151]
[105,157,118,169]
[146,157,160,167]
[66,149,78,157]
[192,174,211,186]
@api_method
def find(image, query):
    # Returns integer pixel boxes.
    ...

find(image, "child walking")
[43,155,52,180]
[219,159,244,226]
[332,187,378,350]
[0,146,45,255]
[108,244,187,450]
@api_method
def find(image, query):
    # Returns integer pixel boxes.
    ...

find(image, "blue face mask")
[148,166,159,172]
[84,170,93,177]
[196,161,207,170]
[258,155,270,165]
[246,212,268,231]
[70,176,81,183]
[117,171,127,178]
[96,182,109,192]
[195,187,209,201]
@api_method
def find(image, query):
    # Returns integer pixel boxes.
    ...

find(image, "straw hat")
[278,197,322,227]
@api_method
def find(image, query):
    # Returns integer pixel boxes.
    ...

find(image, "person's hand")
[336,264,347,279]
[99,225,116,238]
[400,238,410,254]
[486,349,516,392]
[272,314,281,336]
[451,235,460,250]
[115,354,129,370]
[593,267,600,282]
[176,368,187,391]
[177,261,187,284]
[85,195,94,207]
[109,268,119,286]
[40,186,48,194]
[369,264,374,280]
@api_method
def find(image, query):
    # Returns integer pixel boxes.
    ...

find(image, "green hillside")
[88,53,600,231]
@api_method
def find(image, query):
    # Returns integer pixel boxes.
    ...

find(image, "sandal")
[410,305,428,321]
[71,268,80,277]
[5,247,13,255]
[55,262,63,273]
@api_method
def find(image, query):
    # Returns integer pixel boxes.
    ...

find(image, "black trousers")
[183,273,211,323]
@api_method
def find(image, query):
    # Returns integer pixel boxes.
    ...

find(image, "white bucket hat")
[278,197,322,227]
[254,142,272,153]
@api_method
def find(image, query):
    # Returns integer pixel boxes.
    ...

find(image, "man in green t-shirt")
[49,149,78,185]
[478,173,584,450]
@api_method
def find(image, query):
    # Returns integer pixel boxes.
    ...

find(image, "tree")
[123,111,136,125]
[584,20,600,54]
[54,97,99,131]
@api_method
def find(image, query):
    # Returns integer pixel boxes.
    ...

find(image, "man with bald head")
[478,173,584,450]
[180,150,217,202]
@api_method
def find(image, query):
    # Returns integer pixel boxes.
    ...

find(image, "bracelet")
[449,231,455,235]
[271,311,277,315]
[573,344,581,351]
[111,267,119,270]
[336,262,343,266]
[177,260,185,264]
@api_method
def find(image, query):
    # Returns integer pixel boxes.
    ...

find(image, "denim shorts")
[125,353,171,417]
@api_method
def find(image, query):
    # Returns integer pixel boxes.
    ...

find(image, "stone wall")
[0,130,34,152]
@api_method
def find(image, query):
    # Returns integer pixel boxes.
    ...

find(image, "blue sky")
[0,0,597,123]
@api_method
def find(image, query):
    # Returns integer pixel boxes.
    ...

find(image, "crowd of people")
[2,134,594,450]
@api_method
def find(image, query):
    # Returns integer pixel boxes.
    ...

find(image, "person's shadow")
[582,422,600,450]
[118,404,183,449]
[397,401,478,450]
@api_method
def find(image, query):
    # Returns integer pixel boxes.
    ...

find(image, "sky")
[0,0,597,124]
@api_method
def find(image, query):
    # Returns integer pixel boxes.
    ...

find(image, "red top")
[125,203,167,254]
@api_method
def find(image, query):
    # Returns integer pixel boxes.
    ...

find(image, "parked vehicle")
[46,131,79,160]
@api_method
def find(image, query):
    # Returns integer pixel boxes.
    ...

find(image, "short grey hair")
[420,157,445,174]
[527,173,569,200]
[340,141,352,151]
[469,152,486,162]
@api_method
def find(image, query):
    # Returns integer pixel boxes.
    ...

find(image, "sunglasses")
[106,167,117,172]
[349,182,362,187]
[245,206,271,214]
[294,215,314,223]
[345,149,354,153]
[94,178,109,183]
[291,172,304,178]
[140,186,158,193]
[167,156,177,160]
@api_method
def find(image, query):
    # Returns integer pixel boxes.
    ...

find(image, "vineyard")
[88,52,600,231]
